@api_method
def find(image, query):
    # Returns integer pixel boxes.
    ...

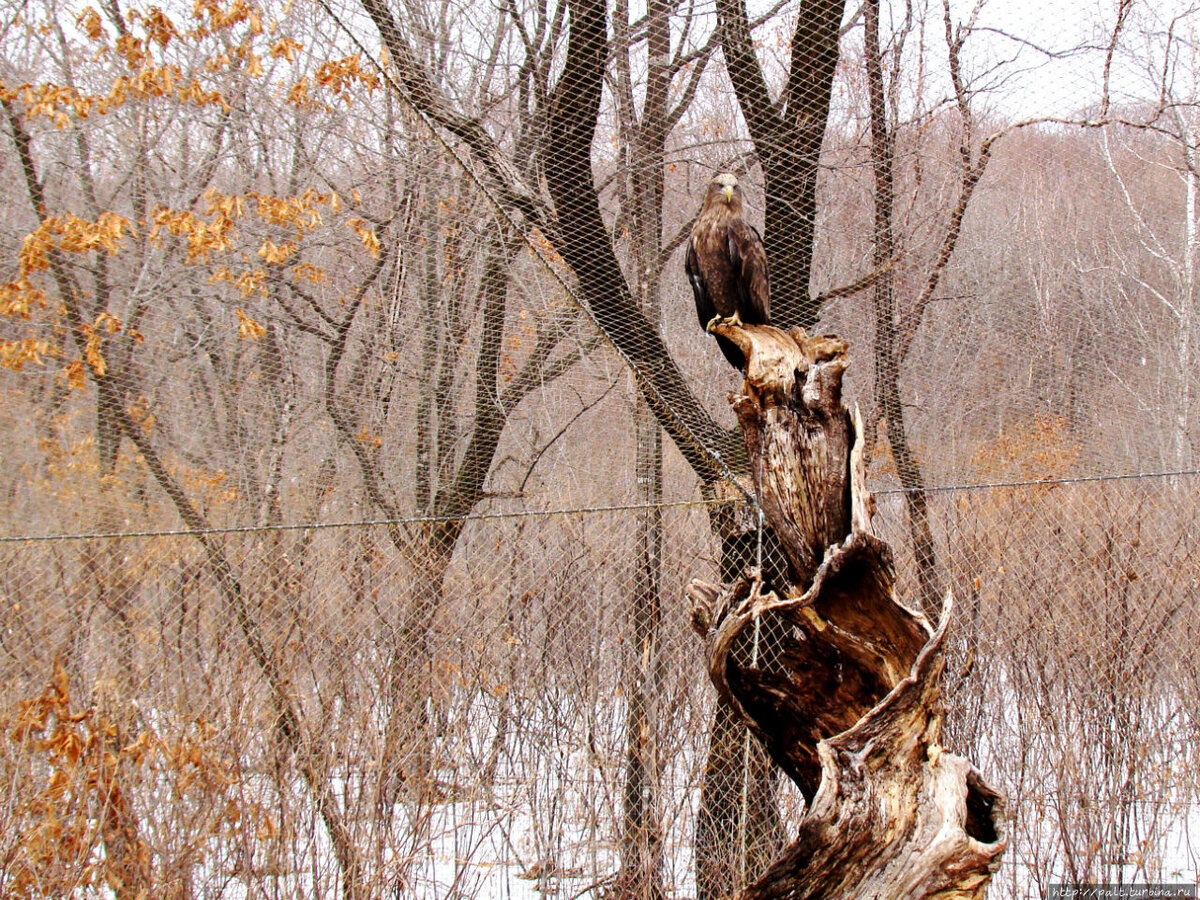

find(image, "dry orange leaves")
[235,308,267,339]
[2,214,134,379]
[3,68,228,128]
[7,660,250,895]
[0,337,57,373]
[348,218,381,259]
[82,312,128,377]
[971,414,1080,482]
[2,175,364,392]
[5,661,147,894]
[314,54,382,98]
[20,212,134,272]
[76,0,265,45]
[3,1,279,129]
[148,188,342,263]
[258,238,297,265]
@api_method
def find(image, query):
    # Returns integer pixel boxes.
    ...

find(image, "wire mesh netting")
[1,0,1199,895]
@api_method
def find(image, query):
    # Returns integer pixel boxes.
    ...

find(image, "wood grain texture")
[688,324,1007,898]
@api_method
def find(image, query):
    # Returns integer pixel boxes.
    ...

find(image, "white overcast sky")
[960,0,1200,118]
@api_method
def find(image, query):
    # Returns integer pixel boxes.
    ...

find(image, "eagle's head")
[708,172,741,208]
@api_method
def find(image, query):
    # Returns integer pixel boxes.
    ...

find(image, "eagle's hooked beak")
[722,185,734,202]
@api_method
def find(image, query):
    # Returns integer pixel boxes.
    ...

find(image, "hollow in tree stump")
[688,323,1007,899]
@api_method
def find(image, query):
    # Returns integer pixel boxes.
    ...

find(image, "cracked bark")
[688,323,1007,899]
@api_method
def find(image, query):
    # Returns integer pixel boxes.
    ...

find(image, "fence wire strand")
[1,0,1199,896]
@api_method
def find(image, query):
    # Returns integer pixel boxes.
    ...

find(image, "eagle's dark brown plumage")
[685,172,771,370]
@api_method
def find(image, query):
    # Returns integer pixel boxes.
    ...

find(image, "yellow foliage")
[192,0,258,32]
[139,6,180,49]
[116,33,148,69]
[314,54,381,100]
[18,82,87,127]
[970,414,1079,482]
[0,277,47,317]
[4,657,265,896]
[1,337,58,372]
[62,360,87,391]
[235,308,266,340]
[151,205,237,262]
[12,62,228,127]
[154,190,346,274]
[269,37,302,62]
[18,212,133,275]
[76,7,106,41]
[290,263,325,283]
[250,188,331,231]
[174,76,227,108]
[126,395,157,433]
[202,192,243,224]
[95,311,122,334]
[60,211,133,254]
[20,226,56,274]
[257,238,296,265]
[348,218,381,259]
[6,661,157,896]
[235,268,268,296]
[286,76,310,106]
[144,64,176,95]
[84,335,107,376]
[190,219,235,260]
[81,312,124,377]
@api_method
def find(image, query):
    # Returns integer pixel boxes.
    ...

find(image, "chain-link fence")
[2,0,1199,896]
[1,479,1196,897]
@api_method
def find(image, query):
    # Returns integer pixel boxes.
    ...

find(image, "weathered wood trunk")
[688,324,1007,899]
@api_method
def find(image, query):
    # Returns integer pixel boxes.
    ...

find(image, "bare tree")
[1099,4,1200,472]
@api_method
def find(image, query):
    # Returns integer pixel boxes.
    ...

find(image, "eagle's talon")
[707,313,745,333]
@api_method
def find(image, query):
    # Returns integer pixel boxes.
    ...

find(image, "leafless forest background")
[1,0,1199,896]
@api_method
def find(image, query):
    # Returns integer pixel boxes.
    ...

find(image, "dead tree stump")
[688,324,1007,899]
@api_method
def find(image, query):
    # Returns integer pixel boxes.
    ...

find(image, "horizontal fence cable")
[5,468,1198,544]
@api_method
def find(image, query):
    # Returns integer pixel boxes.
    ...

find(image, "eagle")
[685,172,771,370]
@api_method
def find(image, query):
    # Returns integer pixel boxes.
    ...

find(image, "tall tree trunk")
[695,505,787,900]
[864,0,941,618]
[616,398,666,899]
[379,525,457,805]
[1177,140,1196,473]
[611,0,697,887]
